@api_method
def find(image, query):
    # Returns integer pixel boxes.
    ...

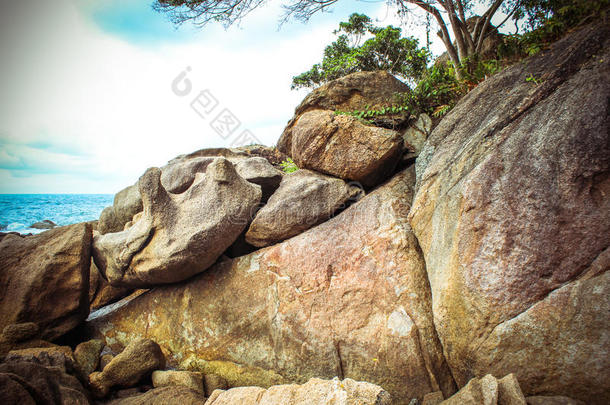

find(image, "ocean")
[0,194,113,235]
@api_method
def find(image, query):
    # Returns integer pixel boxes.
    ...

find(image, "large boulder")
[0,223,92,340]
[205,377,392,405]
[92,158,262,287]
[89,260,132,310]
[235,157,283,201]
[278,71,411,154]
[98,184,143,235]
[408,23,610,404]
[88,168,456,404]
[245,169,361,247]
[289,110,403,187]
[0,361,90,405]
[89,338,165,398]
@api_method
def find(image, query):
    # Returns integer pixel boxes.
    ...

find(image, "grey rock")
[245,169,361,247]
[92,158,261,287]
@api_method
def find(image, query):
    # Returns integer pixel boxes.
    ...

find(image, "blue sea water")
[0,194,113,235]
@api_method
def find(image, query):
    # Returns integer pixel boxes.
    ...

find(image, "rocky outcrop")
[92,158,262,287]
[402,113,432,163]
[277,71,411,154]
[288,110,403,187]
[89,167,456,404]
[89,338,165,398]
[89,261,132,310]
[245,169,361,247]
[0,223,92,340]
[439,373,527,405]
[99,185,143,235]
[409,22,610,404]
[205,377,392,405]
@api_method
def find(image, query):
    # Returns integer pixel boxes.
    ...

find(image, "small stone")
[74,339,105,376]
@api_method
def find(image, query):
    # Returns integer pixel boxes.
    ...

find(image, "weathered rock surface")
[205,377,392,405]
[409,23,610,404]
[4,346,81,378]
[98,185,143,235]
[89,338,165,398]
[151,370,204,394]
[92,158,262,287]
[278,71,411,154]
[441,374,498,405]
[288,110,403,187]
[0,360,90,405]
[1,322,39,344]
[107,386,206,404]
[89,261,132,310]
[74,339,105,376]
[423,391,444,405]
[402,113,432,162]
[525,396,586,405]
[30,219,57,230]
[245,169,361,247]
[0,223,92,340]
[89,167,456,404]
[235,157,283,201]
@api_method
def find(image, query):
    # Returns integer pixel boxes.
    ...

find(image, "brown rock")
[74,339,105,376]
[525,396,586,405]
[30,220,57,230]
[498,374,527,405]
[203,373,229,396]
[151,370,204,394]
[89,338,165,398]
[1,322,39,343]
[89,260,132,310]
[409,23,610,404]
[98,184,143,235]
[89,168,456,404]
[92,158,262,287]
[245,169,361,247]
[0,361,89,405]
[423,391,444,405]
[100,353,114,371]
[0,223,92,340]
[4,346,79,375]
[278,71,411,154]
[107,386,205,404]
[204,377,392,405]
[441,374,498,405]
[289,110,402,187]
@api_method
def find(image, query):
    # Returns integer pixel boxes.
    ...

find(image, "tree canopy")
[291,13,429,89]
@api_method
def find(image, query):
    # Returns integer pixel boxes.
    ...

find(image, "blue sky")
[0,0,448,193]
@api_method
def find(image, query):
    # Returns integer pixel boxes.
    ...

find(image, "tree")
[154,0,523,78]
[291,13,429,89]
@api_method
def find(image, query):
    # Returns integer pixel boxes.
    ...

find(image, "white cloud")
[0,0,446,194]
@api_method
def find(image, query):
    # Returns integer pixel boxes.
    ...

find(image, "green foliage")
[279,158,299,173]
[291,13,429,89]
[509,0,610,56]
[526,73,542,85]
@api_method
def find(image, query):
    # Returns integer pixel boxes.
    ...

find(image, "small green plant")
[280,158,299,173]
[526,73,542,85]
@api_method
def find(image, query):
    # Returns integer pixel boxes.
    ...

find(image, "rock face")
[89,261,132,310]
[89,168,456,404]
[74,339,105,376]
[89,338,165,398]
[0,360,90,405]
[92,158,262,287]
[205,377,392,405]
[245,169,361,247]
[107,386,206,405]
[408,23,610,404]
[277,71,411,154]
[288,110,403,187]
[439,373,527,405]
[98,184,143,235]
[0,223,92,340]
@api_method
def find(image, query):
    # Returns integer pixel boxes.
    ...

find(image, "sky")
[0,0,506,194]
